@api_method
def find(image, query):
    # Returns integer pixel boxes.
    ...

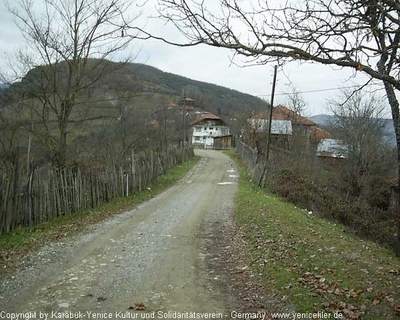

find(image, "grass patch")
[0,156,200,273]
[229,151,400,319]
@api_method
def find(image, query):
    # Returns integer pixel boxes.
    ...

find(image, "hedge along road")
[1,150,240,318]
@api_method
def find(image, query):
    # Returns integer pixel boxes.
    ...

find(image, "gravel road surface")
[1,150,244,319]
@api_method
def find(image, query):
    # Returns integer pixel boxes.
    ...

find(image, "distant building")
[180,97,195,107]
[246,106,330,150]
[166,97,195,111]
[192,113,230,148]
[316,138,348,159]
[270,105,331,145]
[249,119,293,135]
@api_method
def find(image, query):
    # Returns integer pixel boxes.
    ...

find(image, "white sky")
[0,0,390,116]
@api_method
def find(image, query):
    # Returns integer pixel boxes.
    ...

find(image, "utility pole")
[182,97,186,161]
[257,65,278,188]
[266,65,278,162]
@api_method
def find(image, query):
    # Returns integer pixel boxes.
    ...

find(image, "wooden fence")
[0,146,194,235]
[236,140,268,187]
[237,139,325,188]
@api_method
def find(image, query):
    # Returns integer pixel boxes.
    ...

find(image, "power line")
[256,84,375,97]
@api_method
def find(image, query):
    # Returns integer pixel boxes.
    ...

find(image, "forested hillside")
[126,63,268,116]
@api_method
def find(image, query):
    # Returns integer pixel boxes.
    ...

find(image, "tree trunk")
[53,128,68,169]
[55,99,72,169]
[382,81,400,256]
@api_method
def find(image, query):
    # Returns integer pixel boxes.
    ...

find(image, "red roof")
[311,126,331,141]
[200,113,220,120]
[253,105,330,142]
[192,113,221,125]
[272,105,317,126]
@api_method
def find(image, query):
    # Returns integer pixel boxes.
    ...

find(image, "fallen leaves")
[236,186,400,319]
[298,272,329,294]
[372,291,391,306]
[389,268,400,276]
[347,289,363,299]
[128,302,147,310]
[324,301,364,319]
[393,304,400,316]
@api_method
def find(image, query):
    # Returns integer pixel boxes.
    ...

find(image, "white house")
[192,113,230,148]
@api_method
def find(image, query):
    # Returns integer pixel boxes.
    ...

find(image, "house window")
[195,127,201,132]
[203,136,206,139]
[209,127,214,130]
[195,136,200,141]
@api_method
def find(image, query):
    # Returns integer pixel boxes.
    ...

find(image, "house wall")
[192,124,230,148]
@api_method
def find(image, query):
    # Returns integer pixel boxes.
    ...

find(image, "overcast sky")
[0,0,390,116]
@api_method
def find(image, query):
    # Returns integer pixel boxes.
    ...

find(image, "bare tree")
[0,91,25,171]
[149,0,400,255]
[286,85,307,117]
[328,89,388,199]
[5,0,138,168]
[152,98,180,155]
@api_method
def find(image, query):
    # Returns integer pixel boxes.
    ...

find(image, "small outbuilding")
[213,135,234,150]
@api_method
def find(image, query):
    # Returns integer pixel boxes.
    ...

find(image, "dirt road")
[1,150,242,318]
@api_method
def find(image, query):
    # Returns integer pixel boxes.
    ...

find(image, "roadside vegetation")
[229,151,400,319]
[241,89,398,252]
[0,156,200,274]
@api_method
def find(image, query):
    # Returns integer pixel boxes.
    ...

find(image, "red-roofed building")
[272,105,316,126]
[192,113,222,124]
[269,105,330,146]
[192,112,231,148]
[271,106,330,139]
[311,126,331,142]
[246,105,331,151]
[166,97,195,110]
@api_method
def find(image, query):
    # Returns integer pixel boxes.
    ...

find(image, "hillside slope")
[2,60,268,122]
[124,63,269,116]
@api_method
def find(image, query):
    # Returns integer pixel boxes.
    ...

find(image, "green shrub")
[267,168,398,248]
